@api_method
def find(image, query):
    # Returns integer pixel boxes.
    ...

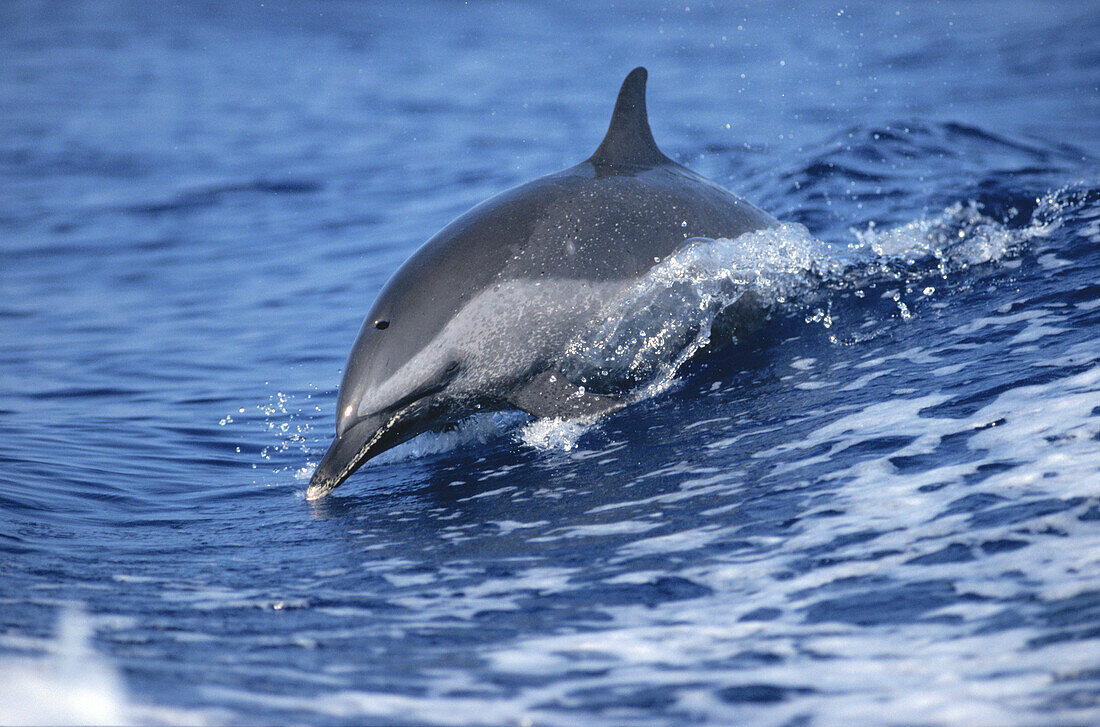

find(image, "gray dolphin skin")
[306,67,777,500]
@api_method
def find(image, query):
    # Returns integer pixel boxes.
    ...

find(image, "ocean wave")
[556,183,1089,405]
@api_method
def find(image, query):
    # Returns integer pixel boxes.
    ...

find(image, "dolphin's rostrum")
[306,67,777,500]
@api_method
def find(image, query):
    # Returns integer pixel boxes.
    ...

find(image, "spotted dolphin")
[306,67,777,500]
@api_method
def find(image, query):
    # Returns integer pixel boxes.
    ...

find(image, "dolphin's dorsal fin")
[588,67,672,169]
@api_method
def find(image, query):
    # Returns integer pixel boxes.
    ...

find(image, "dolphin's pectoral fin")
[507,370,626,420]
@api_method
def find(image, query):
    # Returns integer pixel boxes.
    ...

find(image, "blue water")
[2,1,1099,724]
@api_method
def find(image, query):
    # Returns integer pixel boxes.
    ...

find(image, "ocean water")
[2,1,1099,725]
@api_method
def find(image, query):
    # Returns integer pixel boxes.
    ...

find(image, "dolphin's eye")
[374,320,389,330]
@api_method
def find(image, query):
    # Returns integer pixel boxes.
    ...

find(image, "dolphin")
[306,67,777,500]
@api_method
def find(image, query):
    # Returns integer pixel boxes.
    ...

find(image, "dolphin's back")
[358,162,776,378]
[508,162,776,280]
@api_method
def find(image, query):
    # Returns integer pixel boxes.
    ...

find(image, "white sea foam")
[849,196,1060,273]
[518,415,592,452]
[0,609,128,726]
[0,609,216,726]
[473,363,1100,727]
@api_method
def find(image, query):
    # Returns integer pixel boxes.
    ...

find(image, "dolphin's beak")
[305,415,393,501]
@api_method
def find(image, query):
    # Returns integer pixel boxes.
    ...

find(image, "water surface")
[1,1,1099,725]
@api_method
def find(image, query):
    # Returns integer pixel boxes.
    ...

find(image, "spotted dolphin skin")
[306,67,777,500]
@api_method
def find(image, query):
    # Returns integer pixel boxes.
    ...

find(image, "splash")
[258,389,316,462]
[221,386,322,478]
[849,195,1062,275]
[518,416,591,452]
[558,187,1078,404]
[561,222,839,400]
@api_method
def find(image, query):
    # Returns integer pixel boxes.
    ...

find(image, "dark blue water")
[2,1,1099,724]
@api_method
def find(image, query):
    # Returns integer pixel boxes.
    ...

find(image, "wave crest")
[558,184,1088,403]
